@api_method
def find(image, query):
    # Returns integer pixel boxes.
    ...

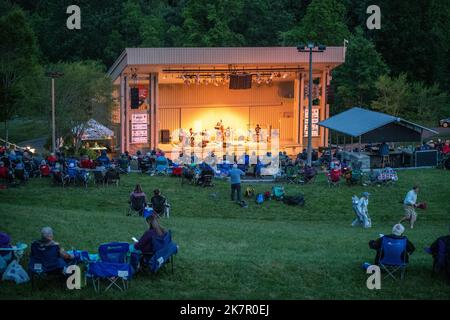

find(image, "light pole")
[297,43,326,166]
[45,71,64,153]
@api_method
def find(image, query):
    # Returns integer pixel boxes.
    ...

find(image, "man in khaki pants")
[400,186,419,229]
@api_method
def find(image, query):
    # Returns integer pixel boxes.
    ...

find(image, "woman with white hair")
[35,227,74,261]
[368,224,415,265]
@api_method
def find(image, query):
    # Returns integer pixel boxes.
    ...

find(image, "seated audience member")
[130,184,148,204]
[0,231,13,264]
[118,153,130,172]
[96,150,110,167]
[442,141,450,155]
[428,226,450,279]
[47,153,57,166]
[8,150,17,162]
[150,189,168,216]
[134,209,166,256]
[155,153,169,166]
[33,227,74,261]
[39,160,51,177]
[419,142,431,151]
[0,161,12,181]
[369,224,415,265]
[198,162,214,185]
[80,155,93,169]
[302,165,317,182]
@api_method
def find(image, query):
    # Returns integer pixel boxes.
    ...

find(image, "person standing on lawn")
[229,163,245,202]
[400,186,419,229]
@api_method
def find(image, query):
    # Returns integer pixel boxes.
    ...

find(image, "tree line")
[1,0,449,145]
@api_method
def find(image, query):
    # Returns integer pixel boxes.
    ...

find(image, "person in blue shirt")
[96,150,110,167]
[379,142,389,156]
[229,164,245,202]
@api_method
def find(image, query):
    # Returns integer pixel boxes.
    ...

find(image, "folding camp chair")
[93,170,105,186]
[127,195,147,216]
[326,169,341,187]
[140,231,178,274]
[87,242,133,292]
[52,171,68,188]
[151,195,170,218]
[28,241,69,289]
[105,169,120,186]
[285,166,299,184]
[379,237,408,280]
[118,159,130,174]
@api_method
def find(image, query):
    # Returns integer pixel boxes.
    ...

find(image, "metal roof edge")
[106,49,128,79]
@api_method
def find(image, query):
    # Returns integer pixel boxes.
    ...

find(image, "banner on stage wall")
[304,108,320,137]
[131,113,148,144]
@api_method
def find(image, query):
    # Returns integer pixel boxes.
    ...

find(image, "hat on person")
[143,207,154,220]
[362,192,370,197]
[392,224,405,236]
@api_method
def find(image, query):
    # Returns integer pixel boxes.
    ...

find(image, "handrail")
[0,138,27,151]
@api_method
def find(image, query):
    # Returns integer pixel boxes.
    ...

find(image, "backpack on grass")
[256,193,264,204]
[245,186,255,198]
[272,186,285,200]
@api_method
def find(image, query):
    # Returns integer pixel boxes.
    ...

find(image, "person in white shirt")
[400,186,419,229]
[351,192,371,228]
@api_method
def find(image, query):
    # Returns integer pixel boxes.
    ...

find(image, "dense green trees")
[1,0,449,134]
[0,5,41,142]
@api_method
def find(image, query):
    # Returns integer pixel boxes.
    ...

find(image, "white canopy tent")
[73,119,114,141]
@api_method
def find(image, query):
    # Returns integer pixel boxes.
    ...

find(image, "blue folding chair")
[379,237,408,280]
[28,241,68,289]
[87,242,133,292]
[141,231,178,274]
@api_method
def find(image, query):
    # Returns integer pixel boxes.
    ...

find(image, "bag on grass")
[283,194,305,206]
[264,191,271,200]
[256,193,264,204]
[244,186,255,198]
[1,260,30,284]
[238,200,248,208]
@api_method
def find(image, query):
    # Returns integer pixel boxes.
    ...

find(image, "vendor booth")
[318,107,439,169]
[73,119,115,154]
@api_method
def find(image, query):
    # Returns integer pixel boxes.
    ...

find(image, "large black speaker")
[229,74,252,89]
[130,87,139,109]
[415,150,438,167]
[160,129,170,144]
[326,85,335,104]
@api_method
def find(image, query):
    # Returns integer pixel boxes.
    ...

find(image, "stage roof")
[107,47,346,81]
[318,107,438,143]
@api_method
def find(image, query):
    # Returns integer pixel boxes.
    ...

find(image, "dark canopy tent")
[318,107,438,143]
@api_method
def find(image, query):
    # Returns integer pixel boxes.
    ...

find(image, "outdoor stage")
[107,47,346,158]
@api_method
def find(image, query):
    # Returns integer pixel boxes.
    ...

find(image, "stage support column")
[119,74,124,152]
[120,74,128,153]
[320,70,327,148]
[125,75,130,152]
[299,73,305,150]
[149,73,159,150]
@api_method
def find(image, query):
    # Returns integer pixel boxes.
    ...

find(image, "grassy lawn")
[2,118,48,144]
[1,169,450,299]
